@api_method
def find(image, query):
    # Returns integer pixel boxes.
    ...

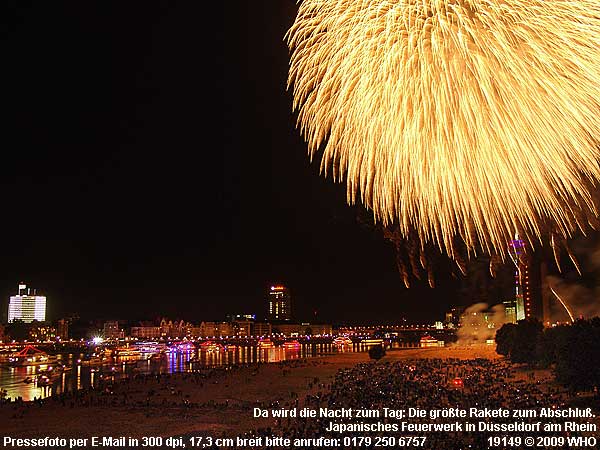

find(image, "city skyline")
[0,277,577,331]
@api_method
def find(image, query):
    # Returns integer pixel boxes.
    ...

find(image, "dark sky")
[0,1,511,324]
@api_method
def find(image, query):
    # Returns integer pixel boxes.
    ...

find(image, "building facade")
[253,321,272,336]
[159,319,192,338]
[273,323,333,336]
[103,320,124,340]
[130,322,162,339]
[233,320,252,337]
[226,313,256,322]
[196,321,235,337]
[444,307,463,329]
[56,319,69,340]
[503,300,517,324]
[8,284,46,323]
[29,323,56,341]
[268,285,292,321]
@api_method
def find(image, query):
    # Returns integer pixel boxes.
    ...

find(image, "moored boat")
[8,345,56,367]
[419,335,439,348]
[283,340,301,349]
[332,336,353,347]
[199,340,223,353]
[257,338,274,349]
[113,346,141,357]
[36,374,51,387]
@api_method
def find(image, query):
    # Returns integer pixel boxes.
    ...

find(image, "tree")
[495,319,543,364]
[536,324,568,367]
[495,323,516,357]
[500,317,600,393]
[510,318,544,364]
[554,319,600,393]
[368,344,386,361]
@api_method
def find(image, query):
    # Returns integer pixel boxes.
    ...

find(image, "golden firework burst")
[287,0,600,259]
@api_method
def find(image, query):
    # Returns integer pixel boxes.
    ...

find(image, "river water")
[0,342,359,401]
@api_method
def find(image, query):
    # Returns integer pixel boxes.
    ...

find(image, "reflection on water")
[0,342,357,401]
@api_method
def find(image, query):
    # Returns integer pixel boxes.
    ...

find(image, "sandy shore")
[0,345,542,439]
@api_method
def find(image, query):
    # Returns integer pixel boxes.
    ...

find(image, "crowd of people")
[235,359,591,450]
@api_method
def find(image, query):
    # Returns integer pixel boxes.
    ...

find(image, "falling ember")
[549,286,575,323]
[564,243,582,276]
[550,235,562,274]
[287,0,600,260]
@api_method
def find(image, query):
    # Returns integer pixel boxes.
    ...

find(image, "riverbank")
[0,346,563,439]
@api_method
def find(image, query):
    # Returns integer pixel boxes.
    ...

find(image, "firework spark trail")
[288,0,600,259]
[549,285,575,323]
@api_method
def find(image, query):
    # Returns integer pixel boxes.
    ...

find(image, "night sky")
[0,2,525,324]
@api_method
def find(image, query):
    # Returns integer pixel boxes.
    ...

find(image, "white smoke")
[456,302,506,345]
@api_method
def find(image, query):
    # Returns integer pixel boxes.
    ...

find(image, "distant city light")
[92,337,103,345]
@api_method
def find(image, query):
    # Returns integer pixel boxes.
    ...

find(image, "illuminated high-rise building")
[267,285,292,321]
[503,300,517,324]
[508,237,531,320]
[8,283,46,323]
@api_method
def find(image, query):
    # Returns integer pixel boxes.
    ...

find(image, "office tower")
[268,285,292,321]
[8,283,46,323]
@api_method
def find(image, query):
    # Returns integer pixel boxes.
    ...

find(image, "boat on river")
[113,346,141,357]
[8,345,56,367]
[36,375,51,387]
[199,340,223,353]
[332,336,353,347]
[419,335,439,348]
[257,338,274,349]
[135,342,168,354]
[283,340,301,349]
